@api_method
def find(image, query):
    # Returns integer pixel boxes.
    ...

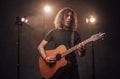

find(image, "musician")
[38,7,86,79]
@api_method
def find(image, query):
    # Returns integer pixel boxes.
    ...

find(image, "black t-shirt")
[44,29,81,63]
[44,29,81,48]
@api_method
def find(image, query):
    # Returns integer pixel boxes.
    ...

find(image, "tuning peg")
[101,32,106,36]
[102,38,104,40]
[99,32,105,37]
[101,32,106,40]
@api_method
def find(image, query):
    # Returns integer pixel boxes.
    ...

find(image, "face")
[63,12,73,27]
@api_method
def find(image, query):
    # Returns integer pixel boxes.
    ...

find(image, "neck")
[63,26,72,31]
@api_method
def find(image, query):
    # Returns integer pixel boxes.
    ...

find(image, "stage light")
[21,16,28,23]
[86,15,96,24]
[16,16,28,25]
[89,16,96,23]
[44,5,52,13]
[15,16,28,79]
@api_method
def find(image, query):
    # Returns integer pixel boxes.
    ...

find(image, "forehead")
[64,11,73,16]
[68,12,73,15]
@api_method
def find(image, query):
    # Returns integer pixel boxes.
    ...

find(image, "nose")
[67,16,72,20]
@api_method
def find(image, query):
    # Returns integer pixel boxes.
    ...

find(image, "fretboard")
[61,38,91,57]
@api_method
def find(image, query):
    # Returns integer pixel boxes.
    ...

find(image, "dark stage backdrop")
[0,0,120,79]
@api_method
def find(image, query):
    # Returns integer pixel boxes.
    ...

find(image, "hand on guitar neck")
[77,42,86,56]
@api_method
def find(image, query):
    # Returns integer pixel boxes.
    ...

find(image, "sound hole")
[56,53,61,61]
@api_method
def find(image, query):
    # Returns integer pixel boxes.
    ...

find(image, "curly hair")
[54,7,78,31]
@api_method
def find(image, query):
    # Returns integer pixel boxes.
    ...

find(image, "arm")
[38,40,56,63]
[38,40,48,59]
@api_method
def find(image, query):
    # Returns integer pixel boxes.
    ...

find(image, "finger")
[77,44,82,48]
[49,61,55,63]
[77,50,80,55]
[50,56,56,60]
[81,43,85,47]
[77,50,81,55]
[46,56,56,61]
[81,43,85,49]
[81,45,85,49]
[48,60,56,63]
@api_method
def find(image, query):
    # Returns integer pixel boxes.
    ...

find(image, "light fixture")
[16,16,28,25]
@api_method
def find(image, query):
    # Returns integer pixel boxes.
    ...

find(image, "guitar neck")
[62,38,91,57]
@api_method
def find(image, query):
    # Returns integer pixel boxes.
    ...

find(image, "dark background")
[0,0,120,79]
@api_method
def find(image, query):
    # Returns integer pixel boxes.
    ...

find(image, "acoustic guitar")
[39,32,105,78]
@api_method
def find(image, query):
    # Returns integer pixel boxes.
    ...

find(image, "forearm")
[38,44,56,63]
[38,40,48,59]
[38,46,46,59]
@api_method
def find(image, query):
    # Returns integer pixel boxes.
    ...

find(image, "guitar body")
[39,45,67,78]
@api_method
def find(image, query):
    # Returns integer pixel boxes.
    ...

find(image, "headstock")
[89,32,106,41]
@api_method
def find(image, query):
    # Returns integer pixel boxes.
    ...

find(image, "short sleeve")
[44,29,54,42]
